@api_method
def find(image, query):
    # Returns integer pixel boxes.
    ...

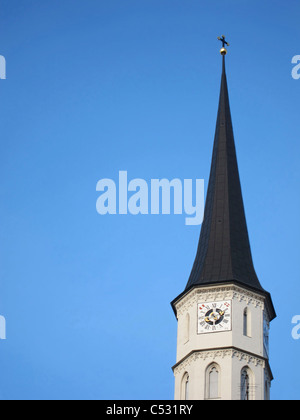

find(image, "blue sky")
[0,0,299,400]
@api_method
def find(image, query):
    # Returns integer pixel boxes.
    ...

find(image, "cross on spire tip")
[217,35,229,55]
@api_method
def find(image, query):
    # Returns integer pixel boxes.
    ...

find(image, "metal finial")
[217,35,230,55]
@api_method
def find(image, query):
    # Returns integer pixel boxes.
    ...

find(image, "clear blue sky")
[0,0,299,400]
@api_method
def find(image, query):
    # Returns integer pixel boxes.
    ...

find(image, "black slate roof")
[176,56,275,320]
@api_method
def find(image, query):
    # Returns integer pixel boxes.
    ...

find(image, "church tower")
[171,39,276,400]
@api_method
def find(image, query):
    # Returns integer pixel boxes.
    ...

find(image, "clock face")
[198,300,232,334]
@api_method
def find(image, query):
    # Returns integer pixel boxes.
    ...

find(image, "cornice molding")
[174,284,269,319]
[173,347,267,376]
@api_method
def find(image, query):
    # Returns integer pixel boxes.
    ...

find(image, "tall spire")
[185,45,269,298]
[171,42,276,402]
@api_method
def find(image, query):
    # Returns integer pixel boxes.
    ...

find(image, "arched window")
[264,379,270,400]
[264,370,270,400]
[243,307,251,337]
[241,367,253,400]
[181,372,189,400]
[205,363,220,399]
[184,313,190,343]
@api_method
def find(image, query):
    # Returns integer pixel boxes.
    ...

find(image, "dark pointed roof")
[172,55,276,320]
[186,56,261,291]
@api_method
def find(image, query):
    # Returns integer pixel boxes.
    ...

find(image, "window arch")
[264,369,271,400]
[243,307,251,337]
[205,363,220,399]
[184,313,190,343]
[241,366,254,400]
[181,372,189,400]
